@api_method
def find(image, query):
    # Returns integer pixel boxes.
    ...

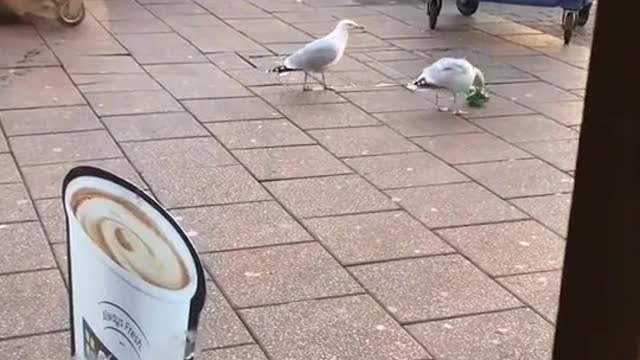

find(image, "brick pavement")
[0,0,591,358]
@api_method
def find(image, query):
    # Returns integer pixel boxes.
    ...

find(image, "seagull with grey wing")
[408,58,486,115]
[267,19,364,91]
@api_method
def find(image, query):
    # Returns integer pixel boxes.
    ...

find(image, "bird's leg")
[302,72,310,91]
[321,73,327,90]
[452,93,468,116]
[436,90,449,112]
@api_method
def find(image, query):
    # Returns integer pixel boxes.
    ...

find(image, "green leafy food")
[465,86,490,107]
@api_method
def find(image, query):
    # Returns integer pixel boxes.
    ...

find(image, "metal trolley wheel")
[57,0,85,26]
[456,0,479,16]
[562,10,576,44]
[426,0,442,30]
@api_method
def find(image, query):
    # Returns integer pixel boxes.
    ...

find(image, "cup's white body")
[65,177,198,360]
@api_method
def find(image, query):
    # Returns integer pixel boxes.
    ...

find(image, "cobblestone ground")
[0,0,592,359]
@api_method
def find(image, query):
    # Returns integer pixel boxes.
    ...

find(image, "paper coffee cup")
[63,167,206,360]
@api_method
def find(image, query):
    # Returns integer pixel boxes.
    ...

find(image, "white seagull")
[267,19,364,91]
[410,58,486,115]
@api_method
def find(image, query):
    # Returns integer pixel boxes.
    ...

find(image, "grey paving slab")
[375,110,481,137]
[0,183,37,223]
[0,270,68,338]
[528,100,584,126]
[240,295,430,360]
[146,63,251,99]
[0,222,56,274]
[183,97,280,122]
[0,26,58,68]
[387,182,526,229]
[499,271,562,323]
[414,133,531,164]
[520,139,578,171]
[0,105,102,136]
[0,67,85,110]
[102,17,172,34]
[9,130,121,166]
[342,90,433,113]
[0,130,7,153]
[234,145,351,180]
[276,103,380,130]
[196,0,268,19]
[304,211,452,265]
[51,243,68,287]
[463,94,535,119]
[227,68,311,87]
[177,25,267,53]
[472,115,578,143]
[309,126,420,158]
[406,309,554,360]
[22,158,145,199]
[116,33,207,64]
[228,18,313,43]
[457,159,574,198]
[103,112,208,141]
[0,154,20,184]
[206,119,315,149]
[511,193,572,237]
[252,85,346,106]
[35,198,66,244]
[71,73,162,93]
[172,201,312,252]
[59,54,143,74]
[489,82,580,105]
[86,90,183,116]
[207,53,254,70]
[350,255,521,323]
[437,221,565,277]
[201,345,268,360]
[160,14,225,29]
[265,174,399,218]
[345,152,467,189]
[0,332,69,360]
[197,281,254,349]
[203,242,362,307]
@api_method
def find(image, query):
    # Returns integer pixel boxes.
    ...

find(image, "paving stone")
[86,90,183,116]
[0,183,37,223]
[266,174,398,218]
[71,73,162,93]
[183,97,280,122]
[375,110,481,137]
[86,0,153,20]
[350,255,521,323]
[201,345,268,360]
[160,14,226,29]
[520,139,578,171]
[35,198,67,244]
[511,194,572,237]
[103,112,208,141]
[309,126,420,157]
[345,152,467,189]
[463,94,535,119]
[489,82,580,105]
[0,154,20,183]
[500,54,569,73]
[22,158,145,199]
[204,243,362,307]
[59,54,143,74]
[342,90,432,113]
[0,130,7,153]
[528,101,584,126]
[473,115,578,143]
[102,17,172,34]
[0,222,56,273]
[172,201,311,252]
[414,133,530,164]
[234,145,351,180]
[503,33,565,48]
[0,106,102,136]
[228,18,312,43]
[406,309,554,360]
[51,243,68,286]
[116,33,206,64]
[0,68,85,110]
[304,211,452,265]
[196,0,268,19]
[146,63,250,99]
[0,331,69,360]
[438,221,565,277]
[240,295,429,360]
[277,103,380,130]
[457,159,574,198]
[206,119,315,149]
[473,21,542,35]
[207,53,254,70]
[227,68,312,87]
[0,26,58,68]
[535,67,588,90]
[198,281,254,349]
[252,85,346,106]
[176,25,266,53]
[10,130,121,166]
[146,3,207,16]
[0,270,68,338]
[499,271,562,323]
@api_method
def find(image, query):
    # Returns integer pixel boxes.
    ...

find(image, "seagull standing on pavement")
[409,58,486,115]
[267,19,364,91]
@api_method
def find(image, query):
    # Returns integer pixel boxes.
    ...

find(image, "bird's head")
[336,19,364,32]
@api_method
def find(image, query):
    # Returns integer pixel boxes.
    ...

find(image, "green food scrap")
[466,86,490,107]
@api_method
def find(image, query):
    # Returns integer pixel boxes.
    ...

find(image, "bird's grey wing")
[422,59,468,84]
[284,38,339,71]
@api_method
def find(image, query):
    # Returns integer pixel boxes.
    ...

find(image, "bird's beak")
[355,24,365,30]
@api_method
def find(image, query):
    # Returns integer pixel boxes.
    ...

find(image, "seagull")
[409,58,486,115]
[267,19,364,91]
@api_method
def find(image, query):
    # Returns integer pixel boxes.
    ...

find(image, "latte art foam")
[72,189,190,290]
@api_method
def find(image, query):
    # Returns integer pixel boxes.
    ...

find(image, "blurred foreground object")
[0,0,84,25]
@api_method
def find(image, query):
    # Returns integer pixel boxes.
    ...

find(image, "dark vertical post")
[552,1,640,359]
